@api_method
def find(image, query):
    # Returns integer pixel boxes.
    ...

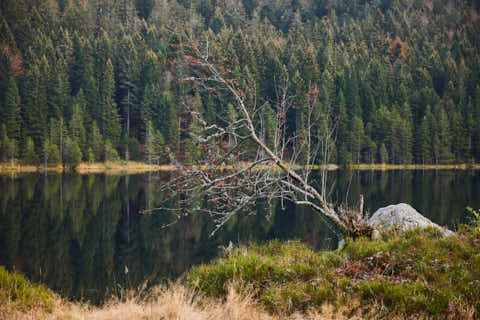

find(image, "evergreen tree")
[42,138,60,168]
[116,34,139,159]
[436,106,454,164]
[70,91,87,153]
[100,59,121,148]
[22,136,38,165]
[48,56,71,119]
[22,65,48,152]
[350,116,364,164]
[378,143,388,164]
[1,125,16,165]
[144,120,165,164]
[49,117,67,164]
[104,139,120,162]
[89,122,104,162]
[63,136,82,167]
[3,77,21,141]
[263,102,275,151]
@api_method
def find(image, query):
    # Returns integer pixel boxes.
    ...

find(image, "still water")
[0,170,479,304]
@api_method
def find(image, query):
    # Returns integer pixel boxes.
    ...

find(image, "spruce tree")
[70,95,87,154]
[89,122,104,161]
[3,77,21,141]
[100,59,121,148]
[22,65,47,152]
[22,136,38,165]
[116,34,139,159]
[63,136,82,167]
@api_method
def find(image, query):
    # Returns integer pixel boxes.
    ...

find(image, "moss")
[0,266,56,313]
[188,226,480,318]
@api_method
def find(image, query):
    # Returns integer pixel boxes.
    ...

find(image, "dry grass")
[347,163,480,170]
[0,282,360,320]
[75,161,174,174]
[53,284,349,320]
[2,161,479,176]
[0,162,63,174]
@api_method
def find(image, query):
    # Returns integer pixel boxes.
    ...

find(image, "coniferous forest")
[1,0,480,167]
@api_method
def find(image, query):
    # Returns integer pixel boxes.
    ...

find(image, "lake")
[0,170,479,304]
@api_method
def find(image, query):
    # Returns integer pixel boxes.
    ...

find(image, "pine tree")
[100,59,121,148]
[116,34,139,159]
[3,77,21,141]
[140,83,160,129]
[83,61,100,128]
[184,115,204,165]
[70,33,87,96]
[1,125,16,165]
[22,136,38,165]
[336,90,350,165]
[350,116,365,164]
[263,102,275,151]
[161,90,179,155]
[63,136,82,167]
[70,94,87,154]
[42,138,60,168]
[104,139,120,162]
[378,143,388,164]
[0,18,17,102]
[436,106,454,164]
[144,120,155,164]
[144,120,165,164]
[49,117,67,164]
[48,56,71,119]
[89,122,104,161]
[22,65,48,153]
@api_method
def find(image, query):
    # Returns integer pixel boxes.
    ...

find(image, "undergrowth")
[0,266,56,314]
[188,223,480,319]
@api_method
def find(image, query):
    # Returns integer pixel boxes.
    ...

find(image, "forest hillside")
[1,0,480,166]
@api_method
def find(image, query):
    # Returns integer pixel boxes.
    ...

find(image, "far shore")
[1,161,479,175]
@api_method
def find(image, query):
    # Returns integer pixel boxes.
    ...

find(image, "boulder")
[368,203,454,236]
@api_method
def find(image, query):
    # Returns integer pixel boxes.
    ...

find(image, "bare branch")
[146,35,372,238]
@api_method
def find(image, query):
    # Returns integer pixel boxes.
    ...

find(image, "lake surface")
[0,170,479,304]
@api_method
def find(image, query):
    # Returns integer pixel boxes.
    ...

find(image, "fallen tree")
[153,33,372,238]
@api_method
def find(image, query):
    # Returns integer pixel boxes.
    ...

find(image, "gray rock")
[368,203,454,236]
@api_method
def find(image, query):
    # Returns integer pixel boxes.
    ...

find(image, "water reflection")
[0,170,478,304]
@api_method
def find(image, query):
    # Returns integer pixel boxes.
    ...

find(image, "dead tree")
[149,35,371,239]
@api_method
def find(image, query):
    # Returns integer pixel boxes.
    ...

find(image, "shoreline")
[1,161,479,175]
[2,225,479,319]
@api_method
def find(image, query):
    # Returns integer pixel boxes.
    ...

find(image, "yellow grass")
[0,163,63,174]
[1,161,479,176]
[75,161,175,174]
[347,163,480,170]
[2,283,358,320]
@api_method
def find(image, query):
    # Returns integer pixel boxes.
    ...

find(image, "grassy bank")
[347,163,480,170]
[75,161,174,174]
[189,224,480,319]
[0,161,173,175]
[2,161,480,175]
[0,266,60,319]
[3,221,480,319]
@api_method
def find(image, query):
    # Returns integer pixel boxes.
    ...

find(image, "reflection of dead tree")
[155,35,371,238]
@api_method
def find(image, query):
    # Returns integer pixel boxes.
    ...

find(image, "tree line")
[1,0,479,167]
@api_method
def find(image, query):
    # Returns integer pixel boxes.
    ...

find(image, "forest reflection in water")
[0,170,479,304]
